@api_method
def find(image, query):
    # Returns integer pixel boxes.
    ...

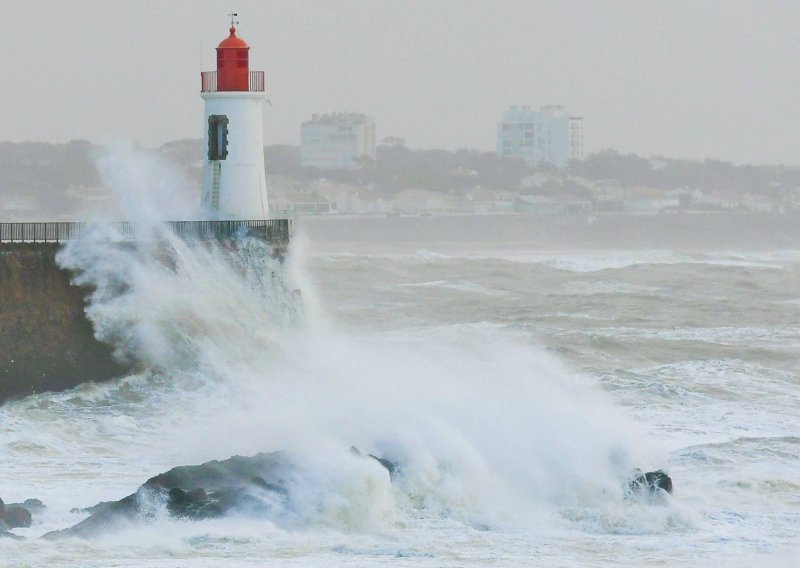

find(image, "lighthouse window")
[217,52,224,68]
[208,115,229,160]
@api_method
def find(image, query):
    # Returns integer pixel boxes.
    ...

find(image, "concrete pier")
[0,243,127,402]
[0,219,292,403]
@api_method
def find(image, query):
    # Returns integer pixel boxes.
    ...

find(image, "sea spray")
[89,142,207,225]
[57,229,669,532]
[52,147,671,534]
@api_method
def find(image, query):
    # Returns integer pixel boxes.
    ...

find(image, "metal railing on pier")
[0,219,292,244]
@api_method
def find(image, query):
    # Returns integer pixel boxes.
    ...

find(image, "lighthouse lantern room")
[200,20,269,219]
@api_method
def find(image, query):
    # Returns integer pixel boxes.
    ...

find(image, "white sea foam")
[394,279,509,296]
[313,247,800,274]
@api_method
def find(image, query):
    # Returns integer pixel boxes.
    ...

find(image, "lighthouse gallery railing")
[201,71,265,93]
[0,219,291,244]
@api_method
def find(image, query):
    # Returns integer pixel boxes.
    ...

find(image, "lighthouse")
[200,21,269,219]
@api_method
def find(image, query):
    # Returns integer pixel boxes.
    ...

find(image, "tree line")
[1,139,798,217]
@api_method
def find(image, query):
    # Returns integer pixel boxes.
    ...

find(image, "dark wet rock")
[349,446,399,480]
[368,454,398,479]
[3,506,32,529]
[0,496,41,530]
[46,452,292,540]
[70,500,114,515]
[4,498,46,517]
[20,498,46,515]
[626,469,673,497]
[0,529,24,540]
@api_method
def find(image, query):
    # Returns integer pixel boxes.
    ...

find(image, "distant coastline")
[2,140,798,222]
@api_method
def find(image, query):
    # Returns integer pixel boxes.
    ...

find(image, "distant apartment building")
[300,112,376,170]
[497,105,583,167]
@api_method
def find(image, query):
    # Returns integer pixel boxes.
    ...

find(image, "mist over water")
[2,151,799,566]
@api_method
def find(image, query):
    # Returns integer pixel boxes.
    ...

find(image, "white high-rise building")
[200,24,269,219]
[498,105,583,168]
[301,113,376,170]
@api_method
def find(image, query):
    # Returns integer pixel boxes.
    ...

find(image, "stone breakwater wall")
[0,243,127,403]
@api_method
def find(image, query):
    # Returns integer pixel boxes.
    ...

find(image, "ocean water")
[1,213,800,567]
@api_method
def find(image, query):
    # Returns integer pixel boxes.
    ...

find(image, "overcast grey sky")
[1,0,797,165]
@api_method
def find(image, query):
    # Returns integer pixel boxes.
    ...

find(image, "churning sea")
[1,213,799,567]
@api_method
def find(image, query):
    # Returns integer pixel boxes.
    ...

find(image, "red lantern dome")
[216,26,250,91]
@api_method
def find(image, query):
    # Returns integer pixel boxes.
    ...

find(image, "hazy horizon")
[1,0,797,166]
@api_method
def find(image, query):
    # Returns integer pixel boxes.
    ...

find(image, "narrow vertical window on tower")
[208,115,229,160]
[236,49,248,68]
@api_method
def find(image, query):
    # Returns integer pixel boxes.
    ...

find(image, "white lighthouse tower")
[200,21,269,219]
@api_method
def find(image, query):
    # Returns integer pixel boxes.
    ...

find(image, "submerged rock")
[46,452,292,540]
[69,499,121,516]
[50,448,399,540]
[0,496,41,527]
[0,496,46,539]
[3,505,32,529]
[19,498,47,515]
[0,529,24,540]
[626,469,673,497]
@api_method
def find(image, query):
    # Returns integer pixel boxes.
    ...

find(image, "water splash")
[51,147,671,535]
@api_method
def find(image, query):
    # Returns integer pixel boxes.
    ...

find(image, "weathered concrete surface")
[0,243,128,403]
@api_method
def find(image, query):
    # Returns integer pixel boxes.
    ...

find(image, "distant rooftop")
[504,104,582,121]
[304,112,373,125]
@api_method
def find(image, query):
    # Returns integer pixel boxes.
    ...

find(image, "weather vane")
[228,11,239,27]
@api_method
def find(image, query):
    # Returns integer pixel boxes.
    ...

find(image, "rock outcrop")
[47,449,400,540]
[46,453,293,540]
[0,497,46,539]
[626,469,673,497]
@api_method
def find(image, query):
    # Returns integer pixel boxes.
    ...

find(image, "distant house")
[295,180,391,215]
[457,187,514,213]
[694,191,741,210]
[622,198,681,213]
[520,172,556,190]
[272,191,332,215]
[346,190,392,215]
[392,189,454,214]
[740,193,775,213]
[515,194,592,215]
